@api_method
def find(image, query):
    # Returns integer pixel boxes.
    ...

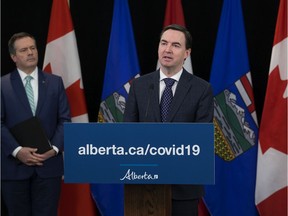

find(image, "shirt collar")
[18,67,38,82]
[159,69,183,82]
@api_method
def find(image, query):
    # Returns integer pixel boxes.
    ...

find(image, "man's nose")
[27,48,34,54]
[165,44,172,52]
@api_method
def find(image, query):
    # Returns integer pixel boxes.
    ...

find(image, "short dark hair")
[160,24,192,50]
[8,32,36,55]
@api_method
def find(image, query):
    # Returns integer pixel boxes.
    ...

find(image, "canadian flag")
[43,0,97,215]
[255,0,287,215]
[156,0,193,74]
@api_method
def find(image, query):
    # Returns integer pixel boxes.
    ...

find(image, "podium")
[125,185,171,216]
[64,123,214,215]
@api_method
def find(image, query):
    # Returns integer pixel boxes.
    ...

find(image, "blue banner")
[64,123,214,184]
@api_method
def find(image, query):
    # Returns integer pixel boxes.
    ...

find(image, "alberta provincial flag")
[91,0,140,215]
[204,0,259,215]
[97,0,140,123]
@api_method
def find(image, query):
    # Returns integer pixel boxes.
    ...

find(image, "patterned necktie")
[160,78,175,122]
[25,76,36,115]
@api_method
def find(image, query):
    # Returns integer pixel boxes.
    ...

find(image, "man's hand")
[16,148,56,166]
[16,147,44,166]
[33,148,57,161]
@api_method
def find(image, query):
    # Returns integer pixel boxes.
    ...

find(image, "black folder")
[10,117,52,154]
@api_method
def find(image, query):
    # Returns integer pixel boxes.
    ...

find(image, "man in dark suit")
[124,24,214,216]
[1,32,71,216]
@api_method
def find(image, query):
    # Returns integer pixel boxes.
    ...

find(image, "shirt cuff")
[52,146,59,155]
[12,146,22,157]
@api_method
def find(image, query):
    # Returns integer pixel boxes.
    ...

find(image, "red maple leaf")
[259,65,287,154]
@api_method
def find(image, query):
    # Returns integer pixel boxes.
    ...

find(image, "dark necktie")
[160,78,175,122]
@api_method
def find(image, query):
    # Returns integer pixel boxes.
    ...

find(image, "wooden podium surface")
[124,184,171,216]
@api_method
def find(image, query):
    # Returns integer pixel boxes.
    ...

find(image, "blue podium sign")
[64,123,214,184]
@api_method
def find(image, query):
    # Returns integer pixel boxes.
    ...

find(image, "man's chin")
[27,62,37,67]
[160,61,173,68]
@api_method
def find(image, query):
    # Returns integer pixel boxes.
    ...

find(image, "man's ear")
[184,48,191,60]
[10,54,17,63]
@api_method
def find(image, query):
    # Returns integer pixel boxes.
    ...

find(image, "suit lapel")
[150,71,161,122]
[36,71,47,115]
[167,70,192,122]
[11,70,33,115]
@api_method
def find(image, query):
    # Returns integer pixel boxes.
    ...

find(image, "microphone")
[145,84,154,119]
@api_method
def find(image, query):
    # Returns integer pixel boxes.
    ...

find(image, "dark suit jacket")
[124,69,214,200]
[1,69,71,180]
